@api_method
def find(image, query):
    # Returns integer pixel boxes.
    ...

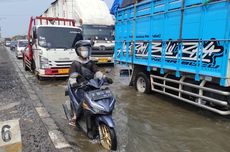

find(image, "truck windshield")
[19,41,28,47]
[37,27,83,49]
[83,25,114,41]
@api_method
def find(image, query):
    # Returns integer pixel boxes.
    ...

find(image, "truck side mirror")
[120,69,132,77]
[90,39,95,46]
[33,30,37,39]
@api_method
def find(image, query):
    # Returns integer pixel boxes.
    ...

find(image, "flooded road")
[31,67,230,152]
[10,48,230,152]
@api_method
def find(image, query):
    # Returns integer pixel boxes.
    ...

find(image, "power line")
[0,15,30,17]
[0,0,30,3]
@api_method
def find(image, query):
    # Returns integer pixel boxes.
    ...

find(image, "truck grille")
[91,49,114,56]
[51,61,73,67]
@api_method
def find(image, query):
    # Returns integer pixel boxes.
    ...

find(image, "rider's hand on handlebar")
[80,80,88,86]
[72,82,79,88]
[94,71,105,79]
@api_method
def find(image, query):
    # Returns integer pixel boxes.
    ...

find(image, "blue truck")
[111,0,230,115]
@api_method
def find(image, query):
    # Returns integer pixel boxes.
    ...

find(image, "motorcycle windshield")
[88,79,104,89]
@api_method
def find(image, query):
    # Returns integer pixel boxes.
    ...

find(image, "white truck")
[23,16,83,80]
[42,0,115,64]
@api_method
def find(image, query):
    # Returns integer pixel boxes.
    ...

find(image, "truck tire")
[31,60,36,73]
[15,52,19,59]
[135,72,151,94]
[37,75,46,81]
[23,57,29,71]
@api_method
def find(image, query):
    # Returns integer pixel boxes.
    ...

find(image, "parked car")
[10,41,17,51]
[5,41,11,47]
[15,40,28,59]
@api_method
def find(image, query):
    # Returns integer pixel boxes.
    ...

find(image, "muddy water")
[35,66,230,152]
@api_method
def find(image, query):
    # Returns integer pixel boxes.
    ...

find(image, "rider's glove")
[94,71,105,79]
[69,72,79,87]
[69,77,77,86]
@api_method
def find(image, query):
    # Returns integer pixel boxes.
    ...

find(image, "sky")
[0,0,114,38]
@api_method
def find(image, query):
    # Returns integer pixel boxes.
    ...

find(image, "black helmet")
[75,40,92,59]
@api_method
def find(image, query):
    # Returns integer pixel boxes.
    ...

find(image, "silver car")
[15,40,28,59]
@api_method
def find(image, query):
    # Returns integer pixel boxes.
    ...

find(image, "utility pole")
[0,18,2,39]
[0,27,1,39]
[0,17,6,39]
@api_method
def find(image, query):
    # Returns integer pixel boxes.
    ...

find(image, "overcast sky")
[0,0,114,38]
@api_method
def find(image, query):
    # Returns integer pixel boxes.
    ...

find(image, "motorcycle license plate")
[58,69,69,74]
[98,58,109,63]
[88,89,113,101]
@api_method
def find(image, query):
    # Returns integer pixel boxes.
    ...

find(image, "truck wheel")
[23,57,29,71]
[37,75,46,81]
[135,72,151,94]
[15,52,19,59]
[31,60,36,73]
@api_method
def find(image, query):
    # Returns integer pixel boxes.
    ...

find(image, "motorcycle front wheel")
[98,123,117,151]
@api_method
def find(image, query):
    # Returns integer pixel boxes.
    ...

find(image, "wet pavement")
[0,46,56,152]
[7,47,230,152]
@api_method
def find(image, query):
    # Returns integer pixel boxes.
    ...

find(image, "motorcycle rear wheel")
[99,123,117,151]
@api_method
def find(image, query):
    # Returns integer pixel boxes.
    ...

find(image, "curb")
[6,48,75,152]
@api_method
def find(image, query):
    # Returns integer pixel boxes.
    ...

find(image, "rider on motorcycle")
[68,40,112,126]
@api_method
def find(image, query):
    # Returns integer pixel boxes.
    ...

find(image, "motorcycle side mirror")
[120,69,132,77]
[69,73,80,78]
[90,40,95,46]
[90,37,95,46]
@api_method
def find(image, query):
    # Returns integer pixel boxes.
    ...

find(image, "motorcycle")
[63,73,117,151]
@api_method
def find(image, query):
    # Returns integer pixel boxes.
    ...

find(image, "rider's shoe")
[68,118,76,127]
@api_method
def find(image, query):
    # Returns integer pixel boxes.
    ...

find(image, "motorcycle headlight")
[40,56,49,69]
[91,102,106,113]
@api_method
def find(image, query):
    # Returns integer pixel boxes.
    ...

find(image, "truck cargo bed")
[114,0,230,86]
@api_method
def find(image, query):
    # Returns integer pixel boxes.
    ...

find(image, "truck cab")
[43,0,115,64]
[83,25,114,64]
[23,17,83,79]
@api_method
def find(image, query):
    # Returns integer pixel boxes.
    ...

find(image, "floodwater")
[27,65,230,152]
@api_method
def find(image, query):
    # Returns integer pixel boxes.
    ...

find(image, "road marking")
[35,107,50,118]
[0,102,20,111]
[0,119,22,152]
[7,47,74,150]
[48,130,71,149]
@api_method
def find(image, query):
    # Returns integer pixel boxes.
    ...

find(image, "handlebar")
[69,77,113,90]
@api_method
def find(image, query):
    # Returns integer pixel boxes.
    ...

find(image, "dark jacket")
[69,60,99,82]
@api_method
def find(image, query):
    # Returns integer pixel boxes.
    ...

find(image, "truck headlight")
[40,56,49,69]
